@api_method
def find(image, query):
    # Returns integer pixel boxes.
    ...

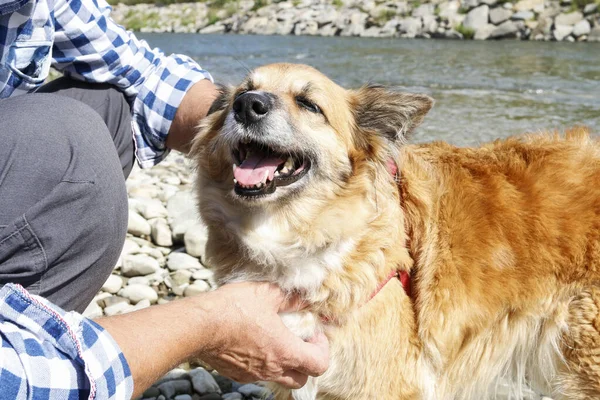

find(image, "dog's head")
[193,63,432,213]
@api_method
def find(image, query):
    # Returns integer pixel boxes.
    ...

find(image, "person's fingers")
[285,331,330,377]
[273,370,309,389]
[278,292,309,313]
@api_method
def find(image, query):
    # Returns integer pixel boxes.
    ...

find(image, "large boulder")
[489,20,519,38]
[463,5,490,31]
[553,24,574,41]
[489,7,513,24]
[554,11,584,26]
[572,19,591,37]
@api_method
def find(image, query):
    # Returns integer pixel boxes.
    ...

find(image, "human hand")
[197,282,329,389]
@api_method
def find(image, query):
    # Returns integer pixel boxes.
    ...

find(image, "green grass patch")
[251,0,267,11]
[455,23,475,39]
[332,0,343,7]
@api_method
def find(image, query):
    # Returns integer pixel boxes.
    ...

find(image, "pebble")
[174,395,192,400]
[171,269,193,286]
[151,218,174,247]
[192,269,214,281]
[120,284,158,304]
[184,281,211,296]
[143,387,161,398]
[99,296,129,308]
[184,224,208,259]
[82,300,103,319]
[128,211,151,236]
[104,301,134,316]
[127,276,151,286]
[167,252,202,271]
[102,274,123,294]
[189,368,221,395]
[237,384,271,398]
[197,394,221,400]
[157,379,193,398]
[133,198,169,220]
[121,254,161,277]
[222,393,243,400]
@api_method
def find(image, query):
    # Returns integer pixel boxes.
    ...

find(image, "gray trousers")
[0,77,135,313]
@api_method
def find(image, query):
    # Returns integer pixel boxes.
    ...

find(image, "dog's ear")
[206,84,234,116]
[352,85,433,143]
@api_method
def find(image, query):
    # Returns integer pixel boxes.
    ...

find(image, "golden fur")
[191,63,600,399]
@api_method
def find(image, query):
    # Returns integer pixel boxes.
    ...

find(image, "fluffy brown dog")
[191,63,600,400]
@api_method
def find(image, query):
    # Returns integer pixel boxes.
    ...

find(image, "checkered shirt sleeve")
[51,0,213,168]
[0,284,133,399]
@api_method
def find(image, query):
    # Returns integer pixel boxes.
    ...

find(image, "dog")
[190,63,600,400]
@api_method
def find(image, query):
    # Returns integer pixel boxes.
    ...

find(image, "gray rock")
[133,198,169,220]
[197,394,221,400]
[474,23,496,39]
[412,3,435,18]
[573,19,591,37]
[553,24,574,40]
[588,27,600,42]
[167,252,202,271]
[237,383,270,398]
[511,10,534,20]
[120,284,158,304]
[167,191,199,243]
[192,268,214,281]
[184,281,211,296]
[583,3,598,15]
[554,11,583,26]
[184,224,208,259]
[339,11,367,36]
[422,14,438,33]
[514,0,544,12]
[294,20,320,36]
[438,0,461,19]
[397,17,422,38]
[143,386,161,398]
[190,368,221,394]
[121,254,160,277]
[157,379,193,399]
[222,393,243,400]
[103,301,135,316]
[150,218,173,247]
[461,0,481,10]
[102,274,123,294]
[154,368,190,386]
[98,295,129,308]
[200,23,226,34]
[489,20,519,38]
[128,212,151,237]
[82,300,103,319]
[174,395,192,400]
[489,7,513,24]
[463,5,489,31]
[444,29,464,39]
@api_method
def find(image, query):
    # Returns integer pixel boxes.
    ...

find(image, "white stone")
[127,212,151,237]
[184,281,210,296]
[184,224,208,259]
[489,7,512,24]
[463,5,489,31]
[511,10,534,20]
[104,302,135,316]
[514,0,543,12]
[167,252,202,271]
[120,284,158,304]
[222,393,243,400]
[192,269,214,281]
[150,218,173,247]
[127,276,150,285]
[167,191,200,243]
[82,301,103,319]
[132,198,169,220]
[121,254,160,277]
[102,275,123,294]
[573,19,591,37]
[122,239,140,256]
[171,269,193,286]
[489,20,518,38]
[554,11,583,26]
[553,24,574,41]
[474,23,496,39]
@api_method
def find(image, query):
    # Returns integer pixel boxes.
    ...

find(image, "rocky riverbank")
[82,151,273,400]
[110,0,600,42]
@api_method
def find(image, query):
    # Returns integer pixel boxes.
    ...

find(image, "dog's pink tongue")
[234,153,284,186]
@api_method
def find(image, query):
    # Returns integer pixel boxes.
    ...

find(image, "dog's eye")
[296,96,321,114]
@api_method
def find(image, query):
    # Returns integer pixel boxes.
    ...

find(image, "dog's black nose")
[233,92,272,124]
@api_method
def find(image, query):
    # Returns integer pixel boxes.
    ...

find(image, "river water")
[139,33,599,146]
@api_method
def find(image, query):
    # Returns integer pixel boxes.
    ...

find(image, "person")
[0,0,329,397]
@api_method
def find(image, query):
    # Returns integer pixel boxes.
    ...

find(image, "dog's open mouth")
[232,140,311,197]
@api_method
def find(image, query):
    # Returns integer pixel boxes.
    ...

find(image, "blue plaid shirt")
[0,284,133,399]
[0,0,213,168]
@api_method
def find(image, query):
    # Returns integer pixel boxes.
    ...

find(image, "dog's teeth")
[274,170,280,177]
[284,157,294,170]
[233,164,237,172]
[263,170,269,183]
[233,178,238,184]
[256,182,263,188]
[280,166,289,175]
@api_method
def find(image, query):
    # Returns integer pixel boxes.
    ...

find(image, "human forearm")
[166,79,219,154]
